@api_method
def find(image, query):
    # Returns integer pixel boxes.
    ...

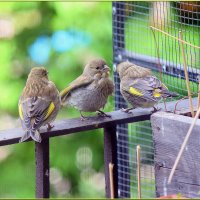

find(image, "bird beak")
[102,65,110,72]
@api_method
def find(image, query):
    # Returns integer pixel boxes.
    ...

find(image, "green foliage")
[0,2,112,116]
[0,2,112,198]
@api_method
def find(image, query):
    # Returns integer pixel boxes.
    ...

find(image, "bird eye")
[96,67,100,70]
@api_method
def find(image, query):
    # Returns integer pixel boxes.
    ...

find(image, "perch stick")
[150,26,200,49]
[168,106,200,184]
[150,26,162,82]
[137,145,141,199]
[179,31,194,118]
[109,163,114,199]
[198,81,200,109]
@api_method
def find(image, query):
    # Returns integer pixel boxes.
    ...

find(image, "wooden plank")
[104,125,118,198]
[35,139,50,198]
[0,97,197,146]
[151,111,200,198]
[156,167,200,198]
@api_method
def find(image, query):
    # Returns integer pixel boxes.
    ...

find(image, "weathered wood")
[0,97,197,146]
[104,125,118,198]
[151,112,200,198]
[156,167,200,198]
[35,139,49,198]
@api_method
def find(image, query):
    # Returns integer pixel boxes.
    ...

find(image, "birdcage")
[113,1,200,198]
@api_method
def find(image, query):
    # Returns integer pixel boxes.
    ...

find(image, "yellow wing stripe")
[129,87,143,96]
[18,104,23,120]
[153,88,162,98]
[60,85,73,99]
[44,102,55,120]
[153,92,161,98]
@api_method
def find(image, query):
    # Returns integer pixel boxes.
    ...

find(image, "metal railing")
[0,97,195,198]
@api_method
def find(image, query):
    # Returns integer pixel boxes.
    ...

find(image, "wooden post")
[109,163,114,199]
[152,111,200,198]
[137,145,141,199]
[168,106,200,184]
[104,125,118,198]
[35,138,50,198]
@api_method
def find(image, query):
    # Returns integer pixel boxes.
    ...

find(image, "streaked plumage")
[117,61,178,112]
[19,67,61,143]
[60,58,114,119]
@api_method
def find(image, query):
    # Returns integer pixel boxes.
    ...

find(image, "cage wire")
[113,1,200,198]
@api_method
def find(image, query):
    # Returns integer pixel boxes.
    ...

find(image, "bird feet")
[80,112,88,121]
[97,110,111,118]
[47,123,54,131]
[151,106,161,114]
[121,107,134,113]
[80,115,88,121]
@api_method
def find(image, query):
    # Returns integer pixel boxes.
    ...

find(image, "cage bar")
[113,1,131,198]
[112,1,200,198]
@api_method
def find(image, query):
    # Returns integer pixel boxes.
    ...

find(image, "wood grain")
[151,111,200,198]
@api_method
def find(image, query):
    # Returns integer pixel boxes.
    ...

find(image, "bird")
[60,58,114,120]
[18,67,61,143]
[116,61,178,113]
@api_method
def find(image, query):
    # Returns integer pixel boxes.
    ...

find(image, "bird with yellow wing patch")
[18,67,61,143]
[117,61,178,113]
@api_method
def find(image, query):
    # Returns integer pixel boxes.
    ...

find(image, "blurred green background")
[0,2,112,198]
[0,1,199,198]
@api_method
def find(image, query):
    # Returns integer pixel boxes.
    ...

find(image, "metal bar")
[0,97,197,146]
[113,1,130,198]
[104,125,118,198]
[116,50,200,83]
[35,139,50,198]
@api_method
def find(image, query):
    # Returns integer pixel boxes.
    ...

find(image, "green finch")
[117,61,178,112]
[18,67,61,143]
[60,58,114,120]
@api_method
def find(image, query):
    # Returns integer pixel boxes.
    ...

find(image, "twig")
[137,145,141,199]
[150,26,162,82]
[150,26,200,49]
[168,106,200,184]
[179,31,195,118]
[174,96,189,114]
[198,80,200,109]
[109,163,114,199]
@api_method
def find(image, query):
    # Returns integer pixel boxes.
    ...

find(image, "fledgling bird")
[18,67,61,143]
[60,58,114,120]
[117,61,178,112]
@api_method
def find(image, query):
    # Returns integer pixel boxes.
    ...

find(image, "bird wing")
[60,75,93,102]
[19,96,55,131]
[125,76,166,102]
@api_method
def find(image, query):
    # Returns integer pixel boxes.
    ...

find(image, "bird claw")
[121,108,133,113]
[47,123,54,131]
[151,107,161,114]
[80,115,88,121]
[97,111,111,118]
[97,110,111,118]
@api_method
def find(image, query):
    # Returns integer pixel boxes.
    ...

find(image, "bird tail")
[162,90,179,98]
[19,130,41,143]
